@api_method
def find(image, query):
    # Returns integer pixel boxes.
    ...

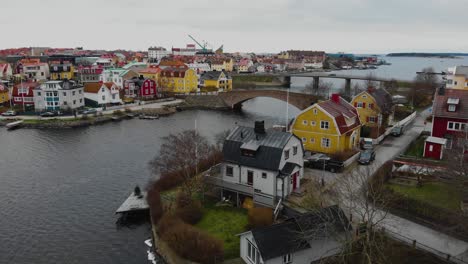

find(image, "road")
[304,108,468,263]
[0,99,183,120]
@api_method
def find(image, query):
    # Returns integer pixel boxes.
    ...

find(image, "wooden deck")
[116,191,148,214]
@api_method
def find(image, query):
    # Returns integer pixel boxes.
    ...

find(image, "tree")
[149,130,216,196]
[365,73,378,90]
[305,80,333,99]
[411,67,438,108]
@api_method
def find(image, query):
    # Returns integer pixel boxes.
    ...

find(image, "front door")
[247,171,253,186]
[292,172,297,190]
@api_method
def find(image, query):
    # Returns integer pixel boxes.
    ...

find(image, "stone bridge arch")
[218,90,318,110]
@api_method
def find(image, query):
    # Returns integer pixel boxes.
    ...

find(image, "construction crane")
[188,35,208,52]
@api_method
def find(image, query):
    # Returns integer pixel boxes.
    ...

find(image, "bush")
[247,207,273,228]
[124,107,132,113]
[158,213,183,236]
[162,221,224,264]
[175,202,203,225]
[331,150,358,162]
[147,184,163,224]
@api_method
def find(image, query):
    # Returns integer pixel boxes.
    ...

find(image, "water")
[1,56,466,264]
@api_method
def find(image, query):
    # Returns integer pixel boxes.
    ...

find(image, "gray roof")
[200,71,230,81]
[454,66,468,76]
[223,126,292,171]
[369,88,393,114]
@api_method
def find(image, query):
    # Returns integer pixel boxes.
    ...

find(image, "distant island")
[386,52,468,58]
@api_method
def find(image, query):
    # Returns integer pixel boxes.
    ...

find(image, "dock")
[116,191,149,214]
[6,120,24,130]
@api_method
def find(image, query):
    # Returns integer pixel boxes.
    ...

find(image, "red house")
[123,76,158,99]
[12,82,40,107]
[423,136,447,160]
[431,87,468,149]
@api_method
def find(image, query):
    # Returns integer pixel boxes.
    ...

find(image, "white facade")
[187,62,211,74]
[94,58,113,68]
[22,63,49,81]
[148,47,170,61]
[84,83,122,105]
[100,69,127,89]
[34,80,85,111]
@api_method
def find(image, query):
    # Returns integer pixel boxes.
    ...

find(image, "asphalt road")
[304,108,468,263]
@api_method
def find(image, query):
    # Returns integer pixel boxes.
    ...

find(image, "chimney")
[331,93,340,104]
[254,121,266,134]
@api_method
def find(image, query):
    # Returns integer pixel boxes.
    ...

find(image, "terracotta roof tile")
[433,88,468,120]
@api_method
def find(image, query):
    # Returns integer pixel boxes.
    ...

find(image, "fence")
[372,111,417,145]
[382,227,468,264]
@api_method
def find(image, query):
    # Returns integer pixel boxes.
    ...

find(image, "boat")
[6,120,23,130]
[139,115,159,120]
[126,113,137,118]
[111,116,122,122]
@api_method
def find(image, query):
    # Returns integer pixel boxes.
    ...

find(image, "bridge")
[233,72,413,97]
[218,90,318,110]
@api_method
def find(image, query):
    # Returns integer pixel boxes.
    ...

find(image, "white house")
[100,68,137,89]
[84,82,122,106]
[148,46,170,61]
[33,80,85,112]
[206,121,304,208]
[240,205,351,264]
[186,62,211,75]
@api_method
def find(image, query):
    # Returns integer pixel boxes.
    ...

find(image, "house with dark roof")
[33,80,84,111]
[206,121,304,208]
[351,87,394,129]
[123,76,158,99]
[239,205,351,264]
[431,86,468,150]
[292,94,361,155]
[200,71,232,91]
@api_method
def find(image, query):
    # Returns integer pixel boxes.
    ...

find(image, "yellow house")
[291,94,361,154]
[351,88,394,127]
[50,61,74,80]
[200,71,232,91]
[138,65,161,83]
[447,66,468,90]
[0,84,10,105]
[210,58,234,72]
[159,67,198,93]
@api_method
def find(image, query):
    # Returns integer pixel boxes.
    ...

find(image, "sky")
[2,0,468,54]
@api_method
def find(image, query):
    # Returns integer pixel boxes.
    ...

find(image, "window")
[320,121,329,129]
[310,138,315,143]
[302,120,307,125]
[357,102,363,108]
[247,241,260,264]
[302,137,306,142]
[247,171,254,186]
[101,87,105,92]
[72,91,76,96]
[64,101,67,105]
[102,95,105,100]
[79,99,82,103]
[362,95,367,98]
[284,149,290,160]
[293,146,298,155]
[37,92,41,96]
[226,166,233,177]
[79,90,82,94]
[321,138,331,148]
[262,172,267,179]
[448,104,456,112]
[369,116,377,123]
[53,91,58,96]
[311,121,316,126]
[368,103,374,109]
[313,108,318,115]
[283,254,292,264]
[429,145,433,152]
[448,121,466,131]
[63,92,67,96]
[73,100,76,105]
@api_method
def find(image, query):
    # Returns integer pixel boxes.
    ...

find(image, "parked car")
[358,150,376,165]
[40,111,58,117]
[1,110,17,116]
[304,153,344,173]
[360,138,373,150]
[81,109,97,115]
[391,125,404,137]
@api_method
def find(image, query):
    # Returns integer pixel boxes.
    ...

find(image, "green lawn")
[387,182,461,211]
[196,203,248,259]
[404,136,426,157]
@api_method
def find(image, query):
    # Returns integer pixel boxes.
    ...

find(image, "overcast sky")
[2,0,468,53]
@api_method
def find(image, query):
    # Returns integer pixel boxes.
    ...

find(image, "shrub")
[124,107,132,113]
[176,201,203,225]
[331,150,358,162]
[147,184,163,224]
[162,221,224,264]
[247,207,273,228]
[158,213,183,236]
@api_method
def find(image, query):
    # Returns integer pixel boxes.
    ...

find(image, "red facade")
[431,117,467,138]
[139,79,157,97]
[123,78,157,98]
[423,141,443,160]
[12,82,40,106]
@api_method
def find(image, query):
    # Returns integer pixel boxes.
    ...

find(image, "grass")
[196,200,248,259]
[22,118,82,124]
[387,182,461,211]
[403,135,426,157]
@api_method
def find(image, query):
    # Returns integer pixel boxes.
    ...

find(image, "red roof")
[433,88,468,120]
[12,82,40,97]
[317,96,361,135]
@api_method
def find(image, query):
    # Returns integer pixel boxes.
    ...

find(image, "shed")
[423,136,447,160]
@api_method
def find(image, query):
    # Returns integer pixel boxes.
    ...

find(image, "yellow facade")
[203,72,232,91]
[449,75,468,90]
[351,91,380,127]
[211,58,233,72]
[160,68,198,93]
[50,65,75,80]
[292,104,360,154]
[0,90,9,105]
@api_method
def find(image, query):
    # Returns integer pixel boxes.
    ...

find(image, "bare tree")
[411,67,439,108]
[149,130,216,196]
[365,73,378,90]
[305,80,333,99]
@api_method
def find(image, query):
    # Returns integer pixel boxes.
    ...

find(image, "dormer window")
[284,149,290,160]
[447,98,459,112]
